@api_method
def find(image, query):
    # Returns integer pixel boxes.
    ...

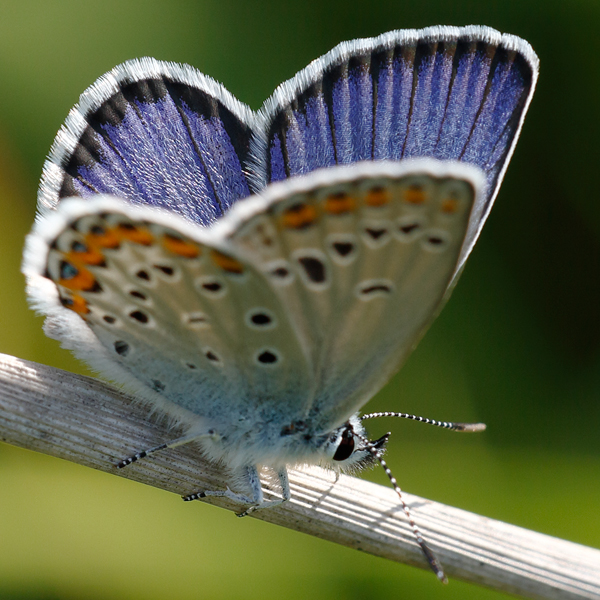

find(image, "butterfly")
[22,25,538,581]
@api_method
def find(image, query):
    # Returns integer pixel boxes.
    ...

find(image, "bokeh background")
[0,1,598,599]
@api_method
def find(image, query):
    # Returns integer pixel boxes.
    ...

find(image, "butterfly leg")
[183,466,291,516]
[116,428,219,469]
[236,467,291,517]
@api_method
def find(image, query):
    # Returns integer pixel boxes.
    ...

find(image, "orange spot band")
[441,198,459,214]
[116,224,154,245]
[86,228,120,249]
[70,294,90,315]
[281,203,318,229]
[324,194,356,215]
[404,186,426,205]
[365,187,391,207]
[59,264,98,292]
[162,234,201,258]
[211,250,244,274]
[66,247,105,266]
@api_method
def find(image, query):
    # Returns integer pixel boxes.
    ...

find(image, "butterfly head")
[321,414,390,472]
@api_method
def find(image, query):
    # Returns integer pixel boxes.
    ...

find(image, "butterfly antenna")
[361,411,486,432]
[354,431,448,584]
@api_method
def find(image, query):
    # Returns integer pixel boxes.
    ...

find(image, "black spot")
[399,222,420,234]
[71,240,87,252]
[118,222,136,231]
[332,242,355,257]
[206,350,220,362]
[202,281,222,293]
[360,284,392,295]
[151,379,165,392]
[59,260,78,280]
[103,315,116,324]
[270,267,290,279]
[60,296,73,308]
[153,264,175,276]
[186,362,197,369]
[250,312,272,326]
[187,314,207,324]
[88,280,103,293]
[258,350,278,364]
[114,340,129,356]
[129,310,149,324]
[427,236,444,245]
[90,225,105,236]
[136,270,150,281]
[365,228,388,240]
[129,290,147,300]
[297,256,326,283]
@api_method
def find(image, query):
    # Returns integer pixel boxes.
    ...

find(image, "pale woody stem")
[0,353,598,600]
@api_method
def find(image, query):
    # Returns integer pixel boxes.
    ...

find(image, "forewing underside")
[39,200,313,423]
[228,162,478,427]
[39,59,256,226]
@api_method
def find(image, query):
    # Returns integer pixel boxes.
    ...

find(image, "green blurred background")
[0,1,598,598]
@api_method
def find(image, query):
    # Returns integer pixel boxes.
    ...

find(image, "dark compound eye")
[333,427,355,461]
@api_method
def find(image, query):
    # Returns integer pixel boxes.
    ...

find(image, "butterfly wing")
[24,159,482,432]
[26,29,534,438]
[250,26,538,274]
[39,58,256,225]
[222,159,484,428]
[24,197,314,426]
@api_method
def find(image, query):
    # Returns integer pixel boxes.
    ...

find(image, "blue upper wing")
[250,26,538,261]
[39,28,538,247]
[39,58,256,226]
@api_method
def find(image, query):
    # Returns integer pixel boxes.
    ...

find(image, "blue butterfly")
[23,26,538,581]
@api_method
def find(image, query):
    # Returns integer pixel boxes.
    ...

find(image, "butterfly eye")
[333,428,355,461]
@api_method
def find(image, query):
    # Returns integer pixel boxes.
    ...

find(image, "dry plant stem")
[0,352,598,600]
